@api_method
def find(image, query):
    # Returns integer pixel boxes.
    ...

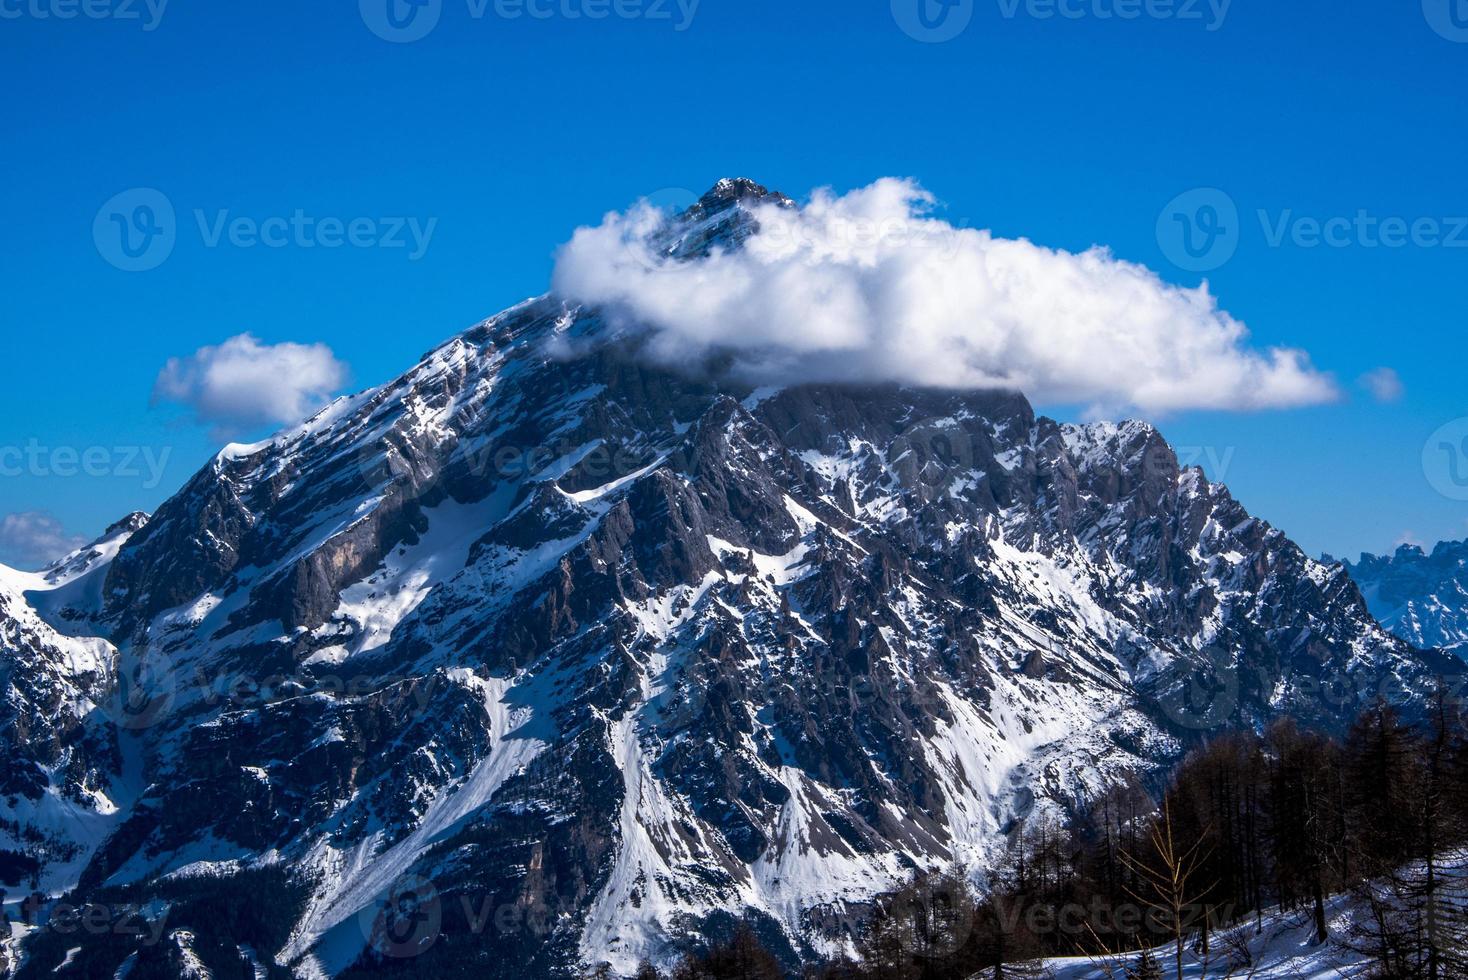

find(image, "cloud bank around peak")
[551,178,1339,415]
[153,333,350,440]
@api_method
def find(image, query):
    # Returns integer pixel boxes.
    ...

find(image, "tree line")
[631,694,1468,980]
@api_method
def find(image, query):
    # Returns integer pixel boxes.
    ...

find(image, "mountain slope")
[0,515,148,895]
[0,180,1454,979]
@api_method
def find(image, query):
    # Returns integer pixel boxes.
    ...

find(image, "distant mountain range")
[1343,539,1468,660]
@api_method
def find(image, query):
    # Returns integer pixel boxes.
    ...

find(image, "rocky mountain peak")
[0,258,1453,978]
[698,176,790,210]
[104,511,151,537]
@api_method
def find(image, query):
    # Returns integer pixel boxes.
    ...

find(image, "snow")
[284,672,547,976]
[580,713,704,973]
[324,488,517,659]
[748,768,913,932]
[741,386,783,410]
[1044,899,1365,980]
[1,288,1441,980]
[169,931,211,979]
[708,536,811,588]
[1040,852,1468,980]
[565,453,671,505]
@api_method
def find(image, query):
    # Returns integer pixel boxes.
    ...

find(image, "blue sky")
[1,0,1465,566]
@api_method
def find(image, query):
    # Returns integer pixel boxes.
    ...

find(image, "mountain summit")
[0,182,1452,978]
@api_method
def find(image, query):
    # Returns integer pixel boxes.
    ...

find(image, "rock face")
[1345,540,1468,659]
[0,518,143,896]
[0,181,1456,979]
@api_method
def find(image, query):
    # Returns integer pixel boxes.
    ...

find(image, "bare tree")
[1121,803,1216,980]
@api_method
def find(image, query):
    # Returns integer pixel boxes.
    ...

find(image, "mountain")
[1344,539,1468,659]
[0,179,1455,979]
[0,513,150,896]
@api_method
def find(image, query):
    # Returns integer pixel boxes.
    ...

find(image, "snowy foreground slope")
[0,180,1457,979]
[1042,852,1468,980]
[1042,904,1361,980]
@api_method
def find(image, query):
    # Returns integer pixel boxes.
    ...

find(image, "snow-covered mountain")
[0,179,1455,979]
[1344,539,1468,660]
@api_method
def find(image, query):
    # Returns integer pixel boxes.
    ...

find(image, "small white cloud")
[1358,367,1404,404]
[553,179,1340,415]
[153,333,349,439]
[0,512,85,570]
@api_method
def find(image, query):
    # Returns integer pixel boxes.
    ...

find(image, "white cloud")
[552,179,1340,415]
[153,333,349,439]
[1358,367,1404,404]
[0,512,84,569]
